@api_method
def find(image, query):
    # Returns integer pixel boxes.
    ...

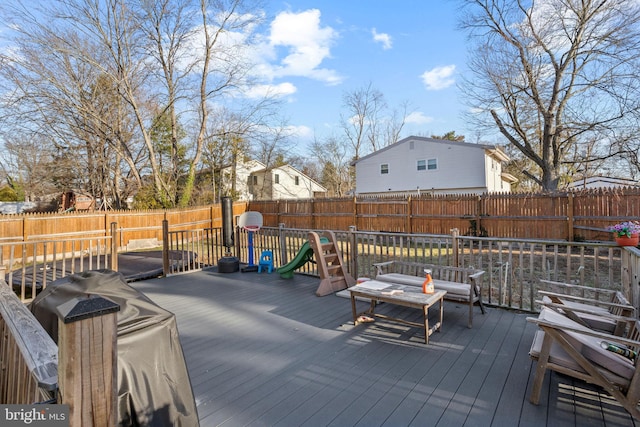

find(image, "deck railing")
[0,224,118,302]
[183,225,640,315]
[0,279,119,425]
[0,281,57,404]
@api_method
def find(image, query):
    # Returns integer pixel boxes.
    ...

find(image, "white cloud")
[372,28,392,50]
[420,65,456,90]
[405,111,434,124]
[264,9,342,85]
[242,82,297,99]
[287,125,313,139]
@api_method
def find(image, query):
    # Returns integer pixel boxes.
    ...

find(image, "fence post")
[567,192,575,241]
[406,196,412,234]
[56,295,119,427]
[348,225,357,277]
[476,195,483,237]
[353,196,357,230]
[451,228,460,268]
[278,223,288,264]
[110,222,118,272]
[310,199,315,230]
[162,220,170,276]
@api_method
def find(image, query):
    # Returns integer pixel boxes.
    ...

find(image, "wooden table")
[349,280,446,344]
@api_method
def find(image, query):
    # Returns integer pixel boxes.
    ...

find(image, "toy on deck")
[238,211,263,273]
[257,250,274,273]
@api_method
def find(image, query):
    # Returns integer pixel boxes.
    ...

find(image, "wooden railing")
[0,279,118,426]
[1,224,118,302]
[0,281,57,404]
[175,225,640,315]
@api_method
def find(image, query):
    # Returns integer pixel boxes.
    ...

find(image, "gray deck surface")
[130,268,638,427]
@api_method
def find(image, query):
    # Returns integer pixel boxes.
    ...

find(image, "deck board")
[131,269,638,427]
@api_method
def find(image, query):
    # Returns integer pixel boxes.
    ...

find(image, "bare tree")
[460,0,640,190]
[0,0,273,208]
[309,135,352,197]
[340,82,385,159]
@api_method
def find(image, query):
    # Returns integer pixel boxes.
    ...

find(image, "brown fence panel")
[109,210,166,246]
[573,187,640,241]
[313,198,355,230]
[411,194,479,235]
[24,212,106,240]
[276,199,313,229]
[252,200,280,226]
[0,216,25,243]
[356,198,408,232]
[480,192,569,239]
[165,207,213,231]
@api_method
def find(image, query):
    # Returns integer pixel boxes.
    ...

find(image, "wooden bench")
[373,261,486,328]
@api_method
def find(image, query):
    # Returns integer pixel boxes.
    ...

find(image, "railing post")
[56,295,119,427]
[348,226,357,277]
[110,222,118,272]
[451,228,460,268]
[162,220,170,276]
[278,223,288,265]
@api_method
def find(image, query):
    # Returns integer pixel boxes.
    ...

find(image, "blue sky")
[0,1,472,150]
[252,1,471,147]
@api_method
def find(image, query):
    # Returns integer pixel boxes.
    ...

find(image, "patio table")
[349,280,446,344]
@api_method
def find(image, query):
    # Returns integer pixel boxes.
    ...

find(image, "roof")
[568,175,639,189]
[351,135,509,165]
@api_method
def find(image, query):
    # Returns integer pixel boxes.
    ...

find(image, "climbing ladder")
[308,230,356,296]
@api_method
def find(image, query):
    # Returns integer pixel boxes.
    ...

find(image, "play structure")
[277,230,355,296]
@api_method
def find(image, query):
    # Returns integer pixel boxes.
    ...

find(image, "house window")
[427,159,437,170]
[275,173,280,184]
[295,176,299,185]
[381,164,389,175]
[417,160,426,171]
[252,176,257,185]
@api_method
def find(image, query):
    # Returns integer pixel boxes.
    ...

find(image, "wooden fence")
[250,187,640,241]
[0,203,248,263]
[1,188,640,249]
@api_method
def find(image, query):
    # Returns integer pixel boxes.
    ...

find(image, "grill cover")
[29,269,199,427]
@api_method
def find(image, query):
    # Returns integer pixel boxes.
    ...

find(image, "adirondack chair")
[528,307,640,419]
[538,279,636,336]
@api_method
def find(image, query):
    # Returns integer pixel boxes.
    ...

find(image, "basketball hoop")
[238,212,263,272]
[238,211,263,231]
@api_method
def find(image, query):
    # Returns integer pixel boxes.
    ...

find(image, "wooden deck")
[130,269,638,427]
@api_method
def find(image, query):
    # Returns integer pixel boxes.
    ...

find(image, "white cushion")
[542,295,617,333]
[376,273,471,297]
[530,307,634,380]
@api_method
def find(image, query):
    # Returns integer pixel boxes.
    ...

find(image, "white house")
[567,175,639,190]
[249,164,327,200]
[352,136,517,196]
[220,159,266,201]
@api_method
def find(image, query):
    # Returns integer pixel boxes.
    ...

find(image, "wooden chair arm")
[537,300,638,323]
[527,316,640,349]
[373,261,394,275]
[539,279,618,296]
[539,291,635,313]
